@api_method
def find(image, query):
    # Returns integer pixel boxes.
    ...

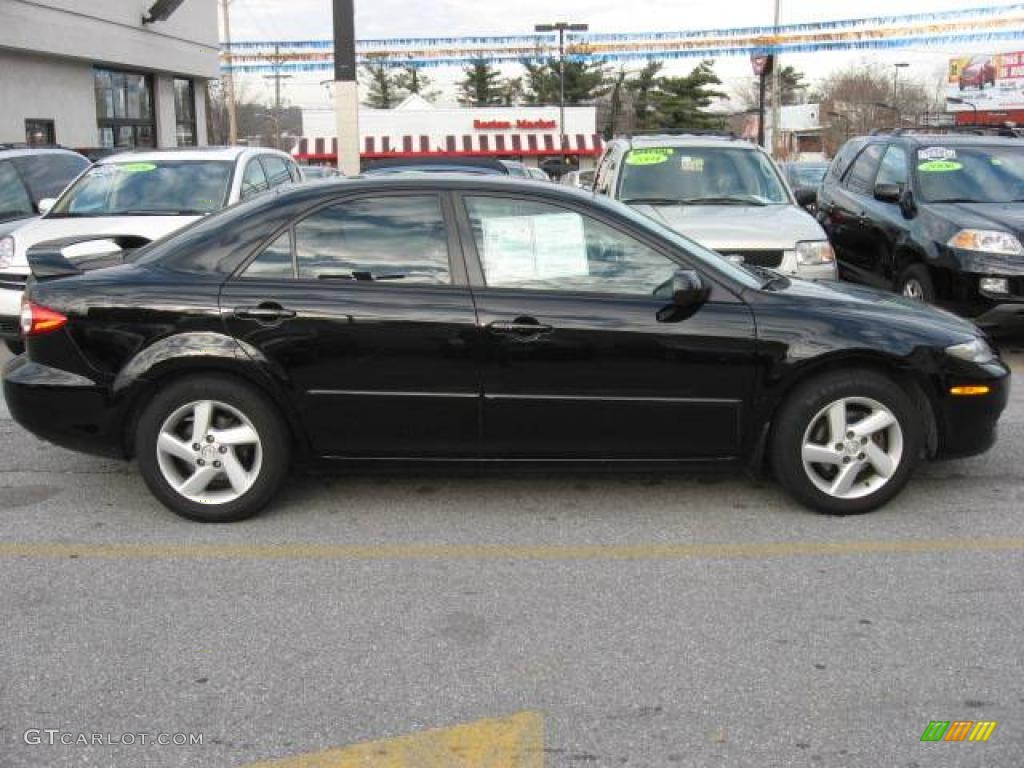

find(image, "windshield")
[915,145,1024,203]
[619,146,790,205]
[49,160,234,217]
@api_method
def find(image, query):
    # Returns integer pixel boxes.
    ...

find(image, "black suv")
[818,133,1024,328]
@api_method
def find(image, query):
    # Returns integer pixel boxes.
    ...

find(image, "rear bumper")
[0,272,26,339]
[2,355,128,459]
[933,359,1011,460]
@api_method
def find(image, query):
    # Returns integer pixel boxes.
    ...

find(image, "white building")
[0,0,218,150]
[294,95,603,170]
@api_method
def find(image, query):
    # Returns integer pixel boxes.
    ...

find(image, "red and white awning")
[292,133,604,162]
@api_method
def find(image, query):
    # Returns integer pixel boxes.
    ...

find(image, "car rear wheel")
[135,375,290,522]
[772,370,922,515]
[897,264,935,303]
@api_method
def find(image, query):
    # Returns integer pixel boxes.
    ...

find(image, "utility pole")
[770,0,782,158]
[220,0,237,145]
[534,22,589,152]
[333,0,360,175]
[263,44,292,149]
[892,62,909,130]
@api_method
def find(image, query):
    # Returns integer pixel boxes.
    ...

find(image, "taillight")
[20,300,67,337]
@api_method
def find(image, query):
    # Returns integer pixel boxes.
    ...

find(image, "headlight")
[947,229,1024,255]
[0,236,13,269]
[946,337,996,364]
[979,277,1010,294]
[795,240,835,266]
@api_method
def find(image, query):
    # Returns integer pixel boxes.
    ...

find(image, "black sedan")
[2,177,1010,522]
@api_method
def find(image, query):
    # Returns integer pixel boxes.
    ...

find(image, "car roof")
[865,133,1024,148]
[94,146,291,164]
[615,134,758,150]
[0,147,86,160]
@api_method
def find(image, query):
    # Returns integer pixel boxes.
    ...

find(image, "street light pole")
[892,62,909,130]
[534,22,589,142]
[770,0,782,158]
[219,0,237,145]
[946,96,979,126]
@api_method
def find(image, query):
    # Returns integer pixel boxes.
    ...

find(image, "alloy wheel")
[902,278,925,301]
[800,397,904,500]
[155,400,263,504]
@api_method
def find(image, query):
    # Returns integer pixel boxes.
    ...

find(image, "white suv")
[0,146,301,352]
[593,134,837,281]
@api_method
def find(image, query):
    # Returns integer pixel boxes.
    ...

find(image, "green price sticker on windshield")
[918,159,962,173]
[117,162,157,173]
[626,149,674,166]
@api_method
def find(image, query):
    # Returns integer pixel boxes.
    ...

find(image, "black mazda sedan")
[2,177,1010,522]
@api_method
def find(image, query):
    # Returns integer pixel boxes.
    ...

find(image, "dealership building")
[293,95,604,171]
[0,0,218,150]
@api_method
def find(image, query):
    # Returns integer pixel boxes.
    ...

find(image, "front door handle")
[487,318,553,339]
[233,304,296,321]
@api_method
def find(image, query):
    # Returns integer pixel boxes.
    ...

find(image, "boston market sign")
[473,118,558,131]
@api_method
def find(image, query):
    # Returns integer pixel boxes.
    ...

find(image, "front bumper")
[2,355,128,459]
[933,358,1011,460]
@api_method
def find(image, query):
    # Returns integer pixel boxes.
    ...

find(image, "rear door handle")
[487,318,554,339]
[233,304,296,321]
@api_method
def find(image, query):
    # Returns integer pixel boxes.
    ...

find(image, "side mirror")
[873,183,902,204]
[37,198,56,216]
[794,186,817,208]
[672,269,710,308]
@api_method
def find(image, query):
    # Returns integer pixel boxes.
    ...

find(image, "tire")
[4,339,25,355]
[897,264,935,304]
[135,374,291,522]
[771,369,923,515]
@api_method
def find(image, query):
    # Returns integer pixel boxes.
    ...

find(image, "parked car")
[362,157,513,176]
[782,160,830,194]
[499,160,531,178]
[817,133,1024,328]
[0,146,300,353]
[0,147,89,237]
[593,134,837,280]
[959,55,997,91]
[300,165,344,180]
[527,167,551,182]
[3,177,1008,522]
[561,169,595,190]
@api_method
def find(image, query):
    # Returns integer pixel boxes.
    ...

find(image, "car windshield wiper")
[740,262,789,290]
[929,197,982,204]
[679,196,770,206]
[620,197,688,206]
[318,271,406,282]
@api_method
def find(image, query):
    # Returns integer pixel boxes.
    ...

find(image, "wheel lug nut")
[858,453,865,460]
[834,443,843,451]
[192,443,200,451]
[197,459,205,466]
[213,460,222,468]
[842,457,851,464]
[846,431,855,439]
[218,446,227,454]
[861,437,868,444]
[206,435,215,443]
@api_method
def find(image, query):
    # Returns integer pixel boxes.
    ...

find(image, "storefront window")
[25,119,56,146]
[174,78,197,147]
[94,68,155,149]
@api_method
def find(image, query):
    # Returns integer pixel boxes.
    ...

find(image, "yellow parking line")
[240,711,543,768]
[1,537,1023,561]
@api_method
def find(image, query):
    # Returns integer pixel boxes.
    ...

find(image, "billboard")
[946,52,1024,111]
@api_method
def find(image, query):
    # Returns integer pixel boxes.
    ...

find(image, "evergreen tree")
[458,59,503,106]
[394,65,437,101]
[627,61,663,131]
[650,60,727,131]
[523,58,608,105]
[500,76,524,106]
[360,58,400,109]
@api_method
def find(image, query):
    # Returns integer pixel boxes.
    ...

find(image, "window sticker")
[917,159,963,173]
[679,156,705,173]
[116,162,158,173]
[481,213,588,284]
[917,147,957,161]
[625,148,674,166]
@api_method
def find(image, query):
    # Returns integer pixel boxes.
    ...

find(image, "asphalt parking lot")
[1,340,1023,768]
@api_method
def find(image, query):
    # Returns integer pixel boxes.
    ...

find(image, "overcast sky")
[224,0,1016,108]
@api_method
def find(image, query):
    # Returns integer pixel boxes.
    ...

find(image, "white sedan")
[0,146,301,353]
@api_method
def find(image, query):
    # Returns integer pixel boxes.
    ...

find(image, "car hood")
[929,201,1024,239]
[633,203,826,251]
[0,215,37,238]
[761,275,981,346]
[6,214,200,266]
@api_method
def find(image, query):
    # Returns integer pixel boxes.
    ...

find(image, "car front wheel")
[772,370,923,515]
[897,264,935,303]
[135,375,290,522]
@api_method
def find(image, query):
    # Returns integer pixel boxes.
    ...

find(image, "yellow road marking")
[240,711,543,768]
[0,538,1023,561]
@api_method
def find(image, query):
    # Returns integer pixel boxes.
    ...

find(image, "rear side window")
[843,144,885,195]
[260,155,292,188]
[294,195,451,284]
[0,160,34,222]
[241,159,269,200]
[11,153,88,203]
[242,230,293,279]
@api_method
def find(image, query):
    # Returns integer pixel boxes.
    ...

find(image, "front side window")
[465,196,679,296]
[617,146,789,205]
[0,161,33,223]
[50,161,233,217]
[294,195,451,284]
[875,146,908,188]
[11,154,89,203]
[843,144,885,195]
[243,231,294,279]
[241,160,269,200]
